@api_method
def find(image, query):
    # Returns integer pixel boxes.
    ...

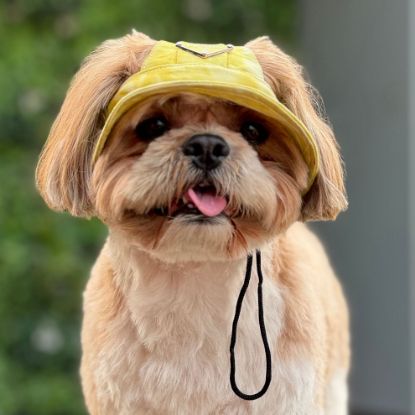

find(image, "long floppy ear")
[36,31,156,217]
[246,36,348,221]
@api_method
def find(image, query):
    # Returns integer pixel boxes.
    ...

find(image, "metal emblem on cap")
[175,41,234,58]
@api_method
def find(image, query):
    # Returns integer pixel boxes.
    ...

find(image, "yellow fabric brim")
[92,62,319,191]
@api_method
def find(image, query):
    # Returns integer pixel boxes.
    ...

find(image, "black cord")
[229,250,272,400]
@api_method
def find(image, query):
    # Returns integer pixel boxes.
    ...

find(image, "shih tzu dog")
[36,31,349,415]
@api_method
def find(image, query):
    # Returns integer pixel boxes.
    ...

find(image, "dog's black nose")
[182,134,230,171]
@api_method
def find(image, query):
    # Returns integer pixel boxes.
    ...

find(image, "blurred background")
[0,0,413,414]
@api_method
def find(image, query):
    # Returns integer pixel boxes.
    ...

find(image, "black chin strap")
[229,250,272,400]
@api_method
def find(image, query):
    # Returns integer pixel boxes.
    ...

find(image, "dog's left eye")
[240,121,269,145]
[135,116,170,141]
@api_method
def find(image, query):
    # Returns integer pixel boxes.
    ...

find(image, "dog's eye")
[240,121,269,145]
[135,116,169,141]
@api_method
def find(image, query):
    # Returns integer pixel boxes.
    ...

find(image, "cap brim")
[93,68,319,190]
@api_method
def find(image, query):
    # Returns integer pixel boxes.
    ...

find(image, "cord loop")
[229,250,272,400]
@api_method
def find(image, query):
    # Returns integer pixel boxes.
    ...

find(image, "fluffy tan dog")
[36,31,350,415]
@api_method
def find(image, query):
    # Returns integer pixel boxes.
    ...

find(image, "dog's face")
[92,93,307,260]
[36,32,347,262]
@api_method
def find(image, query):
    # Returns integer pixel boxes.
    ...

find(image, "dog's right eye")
[135,116,169,141]
[240,121,269,146]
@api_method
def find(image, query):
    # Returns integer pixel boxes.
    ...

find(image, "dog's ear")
[36,31,156,217]
[246,36,348,221]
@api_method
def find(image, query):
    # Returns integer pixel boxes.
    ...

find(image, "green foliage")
[0,0,296,413]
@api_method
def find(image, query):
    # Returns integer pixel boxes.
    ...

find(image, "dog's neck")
[105,230,282,356]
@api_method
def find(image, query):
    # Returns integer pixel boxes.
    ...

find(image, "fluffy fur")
[36,31,350,414]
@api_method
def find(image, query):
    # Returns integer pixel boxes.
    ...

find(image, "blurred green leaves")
[0,148,106,414]
[0,0,296,413]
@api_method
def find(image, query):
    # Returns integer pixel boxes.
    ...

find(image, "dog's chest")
[94,260,316,415]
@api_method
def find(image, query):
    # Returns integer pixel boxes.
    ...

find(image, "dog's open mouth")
[151,183,228,219]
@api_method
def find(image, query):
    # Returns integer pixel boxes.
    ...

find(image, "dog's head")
[36,32,347,262]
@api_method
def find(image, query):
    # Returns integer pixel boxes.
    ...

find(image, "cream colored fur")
[81,223,348,415]
[36,32,350,414]
[325,369,349,415]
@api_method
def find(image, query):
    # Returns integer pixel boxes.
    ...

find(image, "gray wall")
[301,1,412,413]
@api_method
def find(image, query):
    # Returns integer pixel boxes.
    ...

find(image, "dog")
[36,31,350,415]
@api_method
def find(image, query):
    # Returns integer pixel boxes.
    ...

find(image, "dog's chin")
[111,208,273,263]
[149,213,238,263]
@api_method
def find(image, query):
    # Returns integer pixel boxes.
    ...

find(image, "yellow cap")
[92,40,319,190]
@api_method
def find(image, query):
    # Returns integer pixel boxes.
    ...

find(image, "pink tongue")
[186,188,227,217]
